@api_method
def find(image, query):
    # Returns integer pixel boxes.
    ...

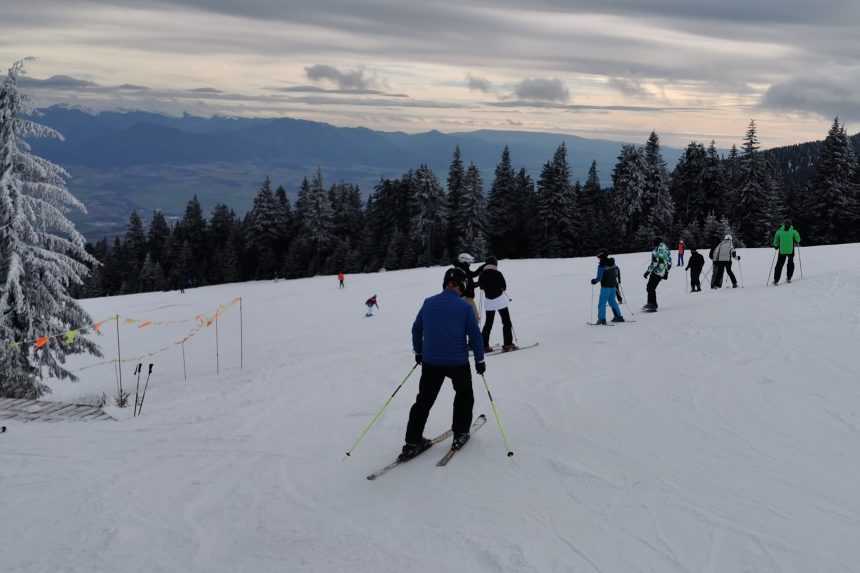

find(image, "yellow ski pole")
[480,374,514,457]
[346,363,418,457]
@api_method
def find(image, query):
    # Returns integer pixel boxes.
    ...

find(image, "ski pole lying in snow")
[766,250,777,286]
[346,363,418,457]
[480,374,514,457]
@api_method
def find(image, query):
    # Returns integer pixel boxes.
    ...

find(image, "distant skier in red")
[338,271,345,289]
[677,239,686,266]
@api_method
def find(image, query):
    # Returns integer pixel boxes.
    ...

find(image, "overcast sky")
[3,0,858,147]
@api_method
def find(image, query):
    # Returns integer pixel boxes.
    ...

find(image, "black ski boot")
[452,433,470,450]
[595,319,608,325]
[611,316,625,323]
[398,437,433,461]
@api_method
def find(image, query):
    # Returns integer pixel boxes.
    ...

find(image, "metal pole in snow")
[239,297,244,370]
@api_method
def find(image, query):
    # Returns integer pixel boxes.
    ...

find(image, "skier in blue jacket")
[591,251,625,325]
[400,267,486,460]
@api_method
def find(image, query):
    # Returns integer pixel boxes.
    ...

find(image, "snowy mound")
[3,244,860,572]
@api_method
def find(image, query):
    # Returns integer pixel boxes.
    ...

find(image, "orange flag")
[138,321,152,329]
[35,336,49,349]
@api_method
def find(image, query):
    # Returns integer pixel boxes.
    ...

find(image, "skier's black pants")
[690,269,702,291]
[646,273,663,307]
[711,262,737,287]
[482,308,513,347]
[405,364,474,443]
[774,253,795,282]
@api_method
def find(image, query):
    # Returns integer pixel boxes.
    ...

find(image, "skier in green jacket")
[772,220,801,285]
[642,238,672,311]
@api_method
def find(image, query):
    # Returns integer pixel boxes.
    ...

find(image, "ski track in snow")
[3,245,860,572]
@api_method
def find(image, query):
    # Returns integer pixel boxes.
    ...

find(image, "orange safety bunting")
[138,321,152,329]
[35,336,49,349]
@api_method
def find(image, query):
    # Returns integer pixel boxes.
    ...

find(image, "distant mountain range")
[28,106,682,239]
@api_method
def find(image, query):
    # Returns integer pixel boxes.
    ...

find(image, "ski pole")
[766,249,777,286]
[589,283,595,324]
[480,374,514,457]
[737,256,745,288]
[346,363,418,457]
[132,363,142,416]
[617,284,636,317]
[136,364,154,416]
[797,246,804,280]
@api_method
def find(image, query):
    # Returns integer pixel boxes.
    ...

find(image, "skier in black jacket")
[476,257,516,352]
[685,248,705,292]
[453,253,484,324]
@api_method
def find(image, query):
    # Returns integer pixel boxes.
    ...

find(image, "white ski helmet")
[457,252,475,264]
[724,234,733,241]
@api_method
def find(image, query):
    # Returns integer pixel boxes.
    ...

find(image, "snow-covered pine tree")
[734,120,781,246]
[246,177,280,278]
[458,162,487,259]
[638,131,674,247]
[0,61,100,398]
[537,143,575,257]
[808,118,859,244]
[295,169,335,274]
[486,146,517,258]
[611,144,648,248]
[703,141,729,218]
[670,142,706,227]
[273,185,295,253]
[410,164,447,266]
[446,146,466,256]
[147,210,171,266]
[515,167,538,258]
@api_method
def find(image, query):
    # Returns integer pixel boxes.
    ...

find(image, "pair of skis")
[366,414,487,480]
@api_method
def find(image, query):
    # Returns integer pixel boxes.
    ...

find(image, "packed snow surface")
[3,245,860,572]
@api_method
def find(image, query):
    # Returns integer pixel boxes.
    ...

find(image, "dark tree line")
[75,119,860,297]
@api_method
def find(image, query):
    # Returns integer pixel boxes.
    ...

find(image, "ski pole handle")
[346,363,418,457]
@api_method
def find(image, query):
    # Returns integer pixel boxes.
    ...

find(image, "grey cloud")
[607,77,652,99]
[305,64,375,91]
[188,87,223,94]
[760,76,860,121]
[269,85,408,98]
[488,101,706,113]
[466,74,493,93]
[512,78,569,103]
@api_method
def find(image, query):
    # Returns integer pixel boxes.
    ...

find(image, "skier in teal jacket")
[643,239,671,311]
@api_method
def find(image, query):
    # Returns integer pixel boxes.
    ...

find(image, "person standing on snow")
[365,294,379,316]
[677,239,686,267]
[709,235,740,289]
[400,267,486,460]
[476,257,517,352]
[338,271,345,289]
[685,247,705,292]
[453,253,484,324]
[643,238,671,312]
[591,251,625,324]
[772,220,801,285]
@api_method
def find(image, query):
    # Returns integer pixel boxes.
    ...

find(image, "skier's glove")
[591,279,598,285]
[616,292,623,304]
[415,354,422,365]
[643,271,650,278]
[475,361,486,375]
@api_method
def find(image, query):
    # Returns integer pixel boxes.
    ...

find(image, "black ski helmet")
[486,256,498,266]
[597,249,609,260]
[443,267,467,292]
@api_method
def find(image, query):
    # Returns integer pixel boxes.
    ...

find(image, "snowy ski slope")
[3,244,860,572]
